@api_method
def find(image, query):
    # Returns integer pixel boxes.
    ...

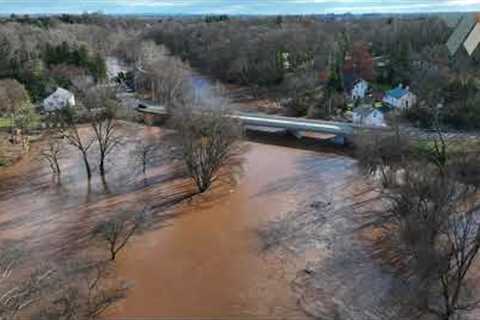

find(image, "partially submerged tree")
[92,209,149,261]
[131,140,161,177]
[54,107,95,180]
[40,133,64,180]
[81,87,122,177]
[171,99,242,193]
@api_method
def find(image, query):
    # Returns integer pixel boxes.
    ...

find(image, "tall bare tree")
[54,107,95,180]
[171,99,242,193]
[80,86,122,177]
[92,209,149,261]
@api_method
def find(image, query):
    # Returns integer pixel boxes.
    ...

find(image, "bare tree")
[354,130,411,187]
[132,141,160,176]
[0,79,29,124]
[381,164,480,320]
[40,133,64,180]
[32,260,128,320]
[92,209,149,261]
[0,244,45,320]
[171,100,242,193]
[82,87,122,177]
[0,79,33,144]
[357,128,480,319]
[2,259,129,320]
[54,107,95,180]
[134,43,193,109]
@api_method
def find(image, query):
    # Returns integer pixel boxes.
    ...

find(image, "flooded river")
[0,124,369,319]
[113,142,321,318]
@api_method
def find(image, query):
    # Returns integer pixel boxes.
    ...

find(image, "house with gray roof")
[42,87,75,112]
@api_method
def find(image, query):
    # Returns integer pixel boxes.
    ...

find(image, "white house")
[383,85,416,110]
[42,87,75,112]
[343,73,368,101]
[352,105,386,127]
[351,79,368,100]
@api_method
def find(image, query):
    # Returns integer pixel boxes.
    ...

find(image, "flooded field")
[0,123,383,319]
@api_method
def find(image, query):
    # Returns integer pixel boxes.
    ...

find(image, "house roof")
[386,87,409,99]
[343,73,364,92]
[353,105,376,116]
[43,87,74,111]
[45,87,74,101]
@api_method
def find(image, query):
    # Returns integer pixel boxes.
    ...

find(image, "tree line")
[143,15,480,129]
[0,15,144,102]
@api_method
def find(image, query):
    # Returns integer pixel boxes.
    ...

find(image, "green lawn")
[0,117,10,129]
[414,139,480,156]
[0,115,42,130]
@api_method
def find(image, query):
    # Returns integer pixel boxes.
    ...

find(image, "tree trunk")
[82,152,92,180]
[110,247,116,261]
[99,156,105,177]
[54,160,61,177]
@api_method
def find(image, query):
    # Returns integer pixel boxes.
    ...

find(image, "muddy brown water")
[0,124,362,319]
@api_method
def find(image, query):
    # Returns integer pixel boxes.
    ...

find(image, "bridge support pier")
[333,135,346,145]
[287,129,303,139]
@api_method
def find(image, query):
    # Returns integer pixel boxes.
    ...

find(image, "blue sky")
[0,0,479,15]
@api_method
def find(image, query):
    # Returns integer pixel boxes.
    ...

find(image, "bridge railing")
[135,104,389,136]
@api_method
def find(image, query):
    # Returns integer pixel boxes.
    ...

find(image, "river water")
[0,124,369,319]
[109,131,365,319]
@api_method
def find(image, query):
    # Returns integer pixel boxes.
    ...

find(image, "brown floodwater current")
[0,124,362,319]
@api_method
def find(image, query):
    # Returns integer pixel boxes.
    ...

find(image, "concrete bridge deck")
[136,104,385,141]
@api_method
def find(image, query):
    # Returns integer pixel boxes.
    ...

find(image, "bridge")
[136,103,382,144]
